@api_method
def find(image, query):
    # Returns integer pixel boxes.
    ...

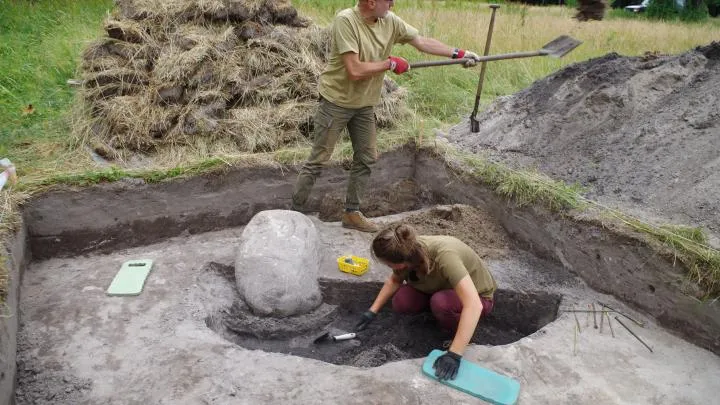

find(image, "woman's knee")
[392,286,428,313]
[429,290,463,316]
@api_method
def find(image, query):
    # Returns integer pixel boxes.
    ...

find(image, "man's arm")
[342,52,392,81]
[408,36,455,58]
[408,36,480,62]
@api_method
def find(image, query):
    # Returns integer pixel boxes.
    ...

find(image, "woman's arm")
[356,274,402,331]
[369,274,402,313]
[448,275,483,355]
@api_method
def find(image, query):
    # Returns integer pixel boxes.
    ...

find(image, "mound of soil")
[391,204,512,260]
[446,42,720,239]
[79,0,409,156]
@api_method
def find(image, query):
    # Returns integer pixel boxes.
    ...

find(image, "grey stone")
[235,210,322,317]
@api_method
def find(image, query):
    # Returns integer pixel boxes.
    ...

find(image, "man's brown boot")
[341,211,379,233]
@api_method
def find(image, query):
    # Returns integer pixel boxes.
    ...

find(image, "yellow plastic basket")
[337,255,369,276]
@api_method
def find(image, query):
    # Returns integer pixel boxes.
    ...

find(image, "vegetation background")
[1,0,719,180]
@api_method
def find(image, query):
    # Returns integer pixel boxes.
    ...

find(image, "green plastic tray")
[106,259,154,296]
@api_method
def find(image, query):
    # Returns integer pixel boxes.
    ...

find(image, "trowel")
[312,331,357,344]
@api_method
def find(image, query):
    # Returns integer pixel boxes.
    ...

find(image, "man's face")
[371,0,394,18]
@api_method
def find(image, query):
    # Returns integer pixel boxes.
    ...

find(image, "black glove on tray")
[433,350,462,380]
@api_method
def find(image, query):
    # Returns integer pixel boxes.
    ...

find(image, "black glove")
[433,350,461,380]
[355,310,376,331]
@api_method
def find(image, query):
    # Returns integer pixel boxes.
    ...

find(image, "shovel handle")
[409,50,546,69]
[472,4,501,126]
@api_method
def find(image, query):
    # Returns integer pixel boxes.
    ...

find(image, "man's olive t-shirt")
[393,235,497,299]
[319,6,419,108]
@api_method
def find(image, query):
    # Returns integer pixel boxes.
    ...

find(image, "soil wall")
[24,148,417,259]
[414,151,720,355]
[0,224,28,405]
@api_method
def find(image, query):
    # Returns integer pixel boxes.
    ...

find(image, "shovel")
[408,35,582,69]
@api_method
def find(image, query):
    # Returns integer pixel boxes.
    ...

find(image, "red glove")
[452,48,467,59]
[452,48,481,60]
[388,56,409,74]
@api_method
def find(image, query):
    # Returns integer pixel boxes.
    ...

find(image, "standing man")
[292,0,480,232]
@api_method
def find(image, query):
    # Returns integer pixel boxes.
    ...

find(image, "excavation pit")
[204,262,561,367]
[4,148,719,404]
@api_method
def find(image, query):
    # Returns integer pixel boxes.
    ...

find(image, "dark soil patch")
[204,263,560,367]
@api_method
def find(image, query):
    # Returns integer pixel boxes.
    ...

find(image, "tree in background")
[575,0,608,20]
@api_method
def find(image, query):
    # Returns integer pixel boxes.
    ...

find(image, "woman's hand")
[354,310,376,331]
[356,275,402,331]
[433,350,462,380]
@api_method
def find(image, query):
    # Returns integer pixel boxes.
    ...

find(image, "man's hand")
[464,50,481,67]
[452,49,481,67]
[433,351,462,380]
[355,310,376,331]
[388,56,410,74]
[463,50,481,61]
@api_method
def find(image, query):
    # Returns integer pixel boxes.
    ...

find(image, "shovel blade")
[541,35,582,58]
[470,116,480,133]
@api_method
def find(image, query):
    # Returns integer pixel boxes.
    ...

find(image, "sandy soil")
[445,42,720,242]
[15,209,720,404]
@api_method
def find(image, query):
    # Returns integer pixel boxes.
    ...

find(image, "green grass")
[0,0,113,178]
[455,150,587,212]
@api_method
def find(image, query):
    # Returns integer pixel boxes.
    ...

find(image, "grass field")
[2,0,719,180]
[0,0,115,180]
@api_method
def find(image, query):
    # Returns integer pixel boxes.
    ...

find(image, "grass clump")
[617,219,720,298]
[0,190,29,299]
[433,144,586,213]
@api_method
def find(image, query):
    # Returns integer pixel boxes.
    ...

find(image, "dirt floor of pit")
[205,262,561,367]
[446,43,720,242]
[15,206,720,404]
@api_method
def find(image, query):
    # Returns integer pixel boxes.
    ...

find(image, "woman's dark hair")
[371,224,430,275]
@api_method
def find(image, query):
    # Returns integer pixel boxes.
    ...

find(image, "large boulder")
[235,210,322,317]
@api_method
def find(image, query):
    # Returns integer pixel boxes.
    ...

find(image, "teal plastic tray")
[422,349,520,405]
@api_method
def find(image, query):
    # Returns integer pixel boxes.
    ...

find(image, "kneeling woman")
[355,224,497,381]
